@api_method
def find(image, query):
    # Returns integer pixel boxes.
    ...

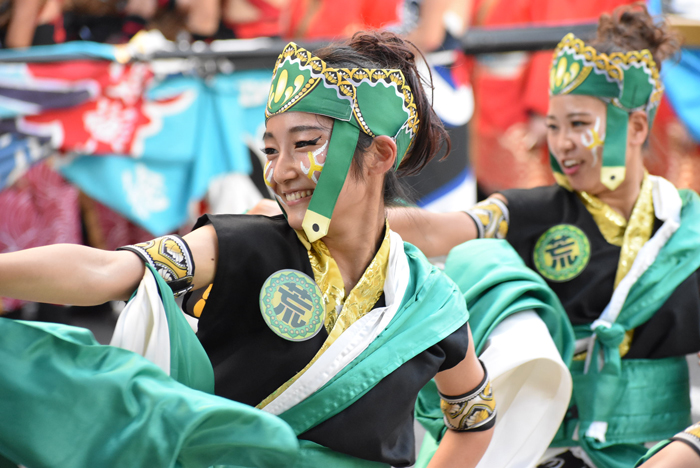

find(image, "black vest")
[185,214,470,466]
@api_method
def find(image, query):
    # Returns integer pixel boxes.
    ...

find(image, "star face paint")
[581,116,605,167]
[300,140,328,184]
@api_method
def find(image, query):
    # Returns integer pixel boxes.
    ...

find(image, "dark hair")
[314,30,451,206]
[589,3,681,68]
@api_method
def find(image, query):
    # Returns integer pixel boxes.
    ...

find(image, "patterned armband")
[671,422,700,458]
[118,235,195,297]
[439,360,496,432]
[465,197,509,239]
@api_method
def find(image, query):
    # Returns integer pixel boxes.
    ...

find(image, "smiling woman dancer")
[0,31,494,468]
[389,5,700,468]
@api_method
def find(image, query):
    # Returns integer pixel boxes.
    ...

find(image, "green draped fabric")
[414,239,574,446]
[0,267,299,468]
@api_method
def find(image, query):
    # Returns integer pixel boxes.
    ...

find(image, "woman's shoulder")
[194,213,298,246]
[499,184,572,209]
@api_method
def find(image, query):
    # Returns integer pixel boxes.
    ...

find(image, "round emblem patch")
[533,224,591,282]
[259,269,325,342]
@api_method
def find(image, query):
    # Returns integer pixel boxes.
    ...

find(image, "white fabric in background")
[476,310,573,468]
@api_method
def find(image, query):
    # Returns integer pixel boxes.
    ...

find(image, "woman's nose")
[273,149,299,184]
[555,129,576,154]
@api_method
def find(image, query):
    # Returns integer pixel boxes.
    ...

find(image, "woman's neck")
[322,203,386,294]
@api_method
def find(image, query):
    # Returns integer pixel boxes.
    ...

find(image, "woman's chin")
[283,211,306,231]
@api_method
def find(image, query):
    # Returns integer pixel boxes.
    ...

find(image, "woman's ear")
[366,135,398,175]
[628,110,649,147]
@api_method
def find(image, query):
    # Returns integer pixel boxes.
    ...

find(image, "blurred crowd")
[1,0,699,329]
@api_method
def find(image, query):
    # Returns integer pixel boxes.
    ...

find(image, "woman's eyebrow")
[566,112,593,118]
[289,125,326,134]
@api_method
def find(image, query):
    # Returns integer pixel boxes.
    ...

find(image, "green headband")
[266,42,419,242]
[549,33,663,190]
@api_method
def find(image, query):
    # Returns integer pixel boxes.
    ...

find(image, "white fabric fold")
[110,268,171,376]
[476,310,572,468]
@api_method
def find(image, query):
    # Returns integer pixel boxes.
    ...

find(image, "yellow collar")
[295,220,391,334]
[576,172,655,289]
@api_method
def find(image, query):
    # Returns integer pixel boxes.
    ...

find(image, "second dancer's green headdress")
[549,33,663,190]
[266,42,419,242]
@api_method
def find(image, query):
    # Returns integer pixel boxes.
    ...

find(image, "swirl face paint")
[581,117,605,167]
[300,140,328,184]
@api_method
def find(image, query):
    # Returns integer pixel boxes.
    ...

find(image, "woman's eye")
[295,136,322,149]
[571,121,589,127]
[262,147,277,156]
[547,124,558,131]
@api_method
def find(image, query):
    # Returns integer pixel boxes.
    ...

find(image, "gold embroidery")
[577,191,627,247]
[266,43,419,139]
[439,362,496,432]
[117,234,195,297]
[257,221,391,409]
[466,198,509,239]
[551,34,662,97]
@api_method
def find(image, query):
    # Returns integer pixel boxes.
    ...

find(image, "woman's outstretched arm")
[388,193,509,258]
[387,208,477,258]
[0,245,145,306]
[0,224,219,307]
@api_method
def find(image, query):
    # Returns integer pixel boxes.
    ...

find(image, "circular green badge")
[259,269,325,342]
[533,224,591,282]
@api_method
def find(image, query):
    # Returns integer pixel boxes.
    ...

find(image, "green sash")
[414,239,574,446]
[278,242,470,439]
[0,267,299,468]
[559,189,700,468]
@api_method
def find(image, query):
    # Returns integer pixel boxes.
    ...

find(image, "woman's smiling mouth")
[284,190,314,204]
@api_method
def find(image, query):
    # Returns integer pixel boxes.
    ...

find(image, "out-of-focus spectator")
[1,0,66,48]
[223,0,288,38]
[281,0,400,40]
[399,0,471,53]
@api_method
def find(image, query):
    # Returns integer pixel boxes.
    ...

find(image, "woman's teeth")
[285,190,313,202]
[563,160,579,168]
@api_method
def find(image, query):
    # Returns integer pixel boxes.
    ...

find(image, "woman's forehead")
[548,94,606,116]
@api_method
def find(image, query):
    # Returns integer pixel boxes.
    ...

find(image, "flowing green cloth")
[0,244,467,468]
[0,267,299,468]
[415,239,574,447]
